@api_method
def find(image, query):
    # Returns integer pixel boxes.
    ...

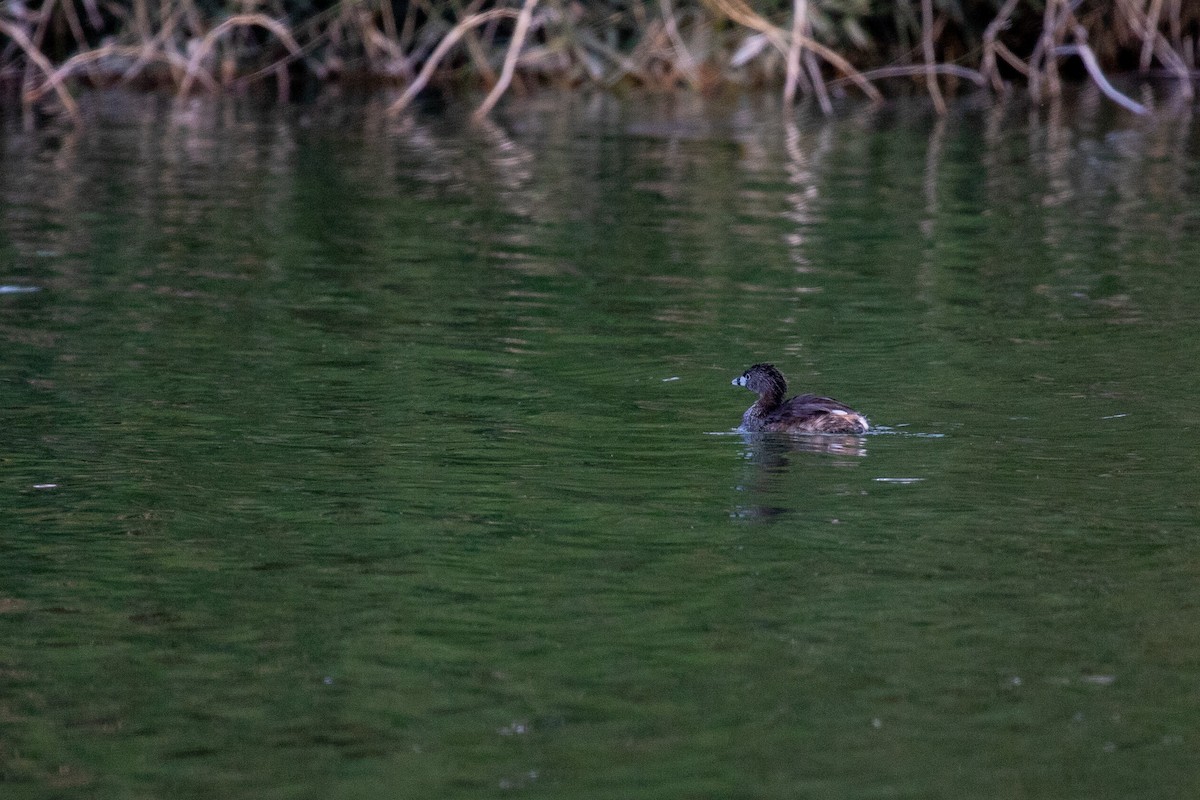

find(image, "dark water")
[3,89,1200,798]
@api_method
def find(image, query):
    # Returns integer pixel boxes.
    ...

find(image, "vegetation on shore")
[2,0,1197,122]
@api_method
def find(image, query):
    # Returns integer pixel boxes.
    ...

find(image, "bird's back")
[762,393,869,434]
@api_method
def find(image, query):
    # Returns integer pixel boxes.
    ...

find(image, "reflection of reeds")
[2,0,1197,123]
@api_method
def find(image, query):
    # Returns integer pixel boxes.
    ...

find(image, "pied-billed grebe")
[732,363,869,434]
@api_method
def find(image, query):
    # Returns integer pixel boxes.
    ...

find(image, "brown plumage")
[731,363,869,434]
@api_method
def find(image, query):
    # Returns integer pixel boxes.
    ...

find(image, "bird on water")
[732,363,868,434]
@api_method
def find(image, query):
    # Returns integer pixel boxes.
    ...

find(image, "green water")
[3,91,1200,798]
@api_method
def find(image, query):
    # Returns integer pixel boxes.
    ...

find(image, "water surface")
[3,90,1200,798]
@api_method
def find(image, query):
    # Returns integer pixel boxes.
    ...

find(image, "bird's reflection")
[739,431,868,467]
[731,432,867,522]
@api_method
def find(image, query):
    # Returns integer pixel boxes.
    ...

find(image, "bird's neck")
[752,390,783,413]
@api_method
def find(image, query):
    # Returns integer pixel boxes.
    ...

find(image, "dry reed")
[1,0,1196,125]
